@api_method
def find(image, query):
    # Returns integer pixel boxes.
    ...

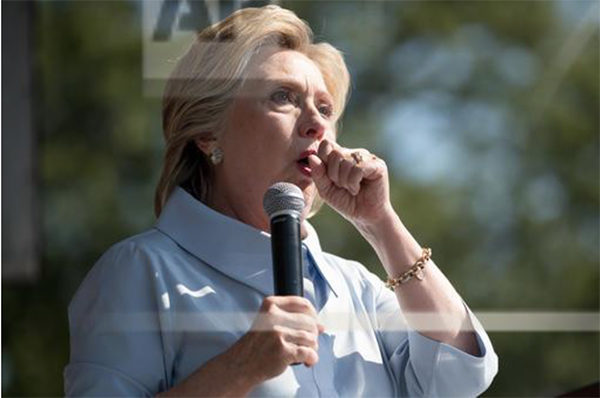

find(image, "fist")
[232,296,324,384]
[309,139,391,225]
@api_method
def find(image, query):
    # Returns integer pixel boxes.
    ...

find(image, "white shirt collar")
[155,187,341,297]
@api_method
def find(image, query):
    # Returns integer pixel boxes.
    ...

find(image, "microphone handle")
[270,213,303,296]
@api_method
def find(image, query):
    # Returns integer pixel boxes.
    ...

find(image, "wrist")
[353,203,399,242]
[161,340,259,397]
[355,207,423,276]
[222,336,263,393]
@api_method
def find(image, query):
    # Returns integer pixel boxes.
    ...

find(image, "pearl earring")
[210,147,223,165]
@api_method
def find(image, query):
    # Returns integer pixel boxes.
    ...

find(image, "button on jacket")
[65,187,498,397]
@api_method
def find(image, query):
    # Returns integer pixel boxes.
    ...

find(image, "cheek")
[239,118,293,163]
[325,127,337,142]
[222,101,296,173]
[223,109,275,158]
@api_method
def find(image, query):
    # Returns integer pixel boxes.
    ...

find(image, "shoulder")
[68,228,184,315]
[83,230,166,282]
[87,227,189,278]
[105,227,180,260]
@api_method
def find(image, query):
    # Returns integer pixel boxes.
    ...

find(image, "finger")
[317,139,334,162]
[361,154,386,181]
[278,326,319,350]
[327,150,344,186]
[317,323,326,334]
[291,345,319,367]
[308,154,332,193]
[277,311,320,334]
[347,166,363,196]
[255,308,318,334]
[258,297,318,334]
[337,157,354,192]
[267,296,318,318]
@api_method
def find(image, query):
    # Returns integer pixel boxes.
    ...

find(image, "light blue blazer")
[65,187,498,396]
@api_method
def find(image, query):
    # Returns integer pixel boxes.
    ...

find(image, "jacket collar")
[155,187,341,297]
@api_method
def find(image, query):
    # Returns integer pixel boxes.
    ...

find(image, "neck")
[207,182,270,233]
[207,186,309,239]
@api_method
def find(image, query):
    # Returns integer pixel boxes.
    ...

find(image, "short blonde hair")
[155,5,350,217]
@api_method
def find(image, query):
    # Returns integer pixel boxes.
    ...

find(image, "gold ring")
[351,152,364,165]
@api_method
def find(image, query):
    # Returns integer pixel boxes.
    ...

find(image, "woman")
[65,5,498,397]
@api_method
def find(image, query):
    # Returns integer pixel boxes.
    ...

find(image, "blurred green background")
[2,0,598,396]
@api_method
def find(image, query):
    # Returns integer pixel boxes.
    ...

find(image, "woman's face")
[210,46,336,232]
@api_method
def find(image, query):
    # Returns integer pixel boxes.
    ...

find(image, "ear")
[194,136,217,156]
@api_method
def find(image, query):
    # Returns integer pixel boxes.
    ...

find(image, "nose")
[299,105,326,141]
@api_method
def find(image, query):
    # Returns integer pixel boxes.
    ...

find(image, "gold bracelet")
[385,248,432,290]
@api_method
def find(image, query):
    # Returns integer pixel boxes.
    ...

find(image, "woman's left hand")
[308,139,392,227]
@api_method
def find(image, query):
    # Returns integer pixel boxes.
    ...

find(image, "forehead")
[243,47,329,94]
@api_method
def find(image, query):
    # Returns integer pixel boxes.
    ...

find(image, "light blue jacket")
[65,187,498,396]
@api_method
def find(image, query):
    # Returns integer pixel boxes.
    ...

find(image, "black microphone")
[263,182,305,296]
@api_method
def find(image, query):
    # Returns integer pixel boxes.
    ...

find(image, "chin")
[294,177,314,191]
[269,177,316,221]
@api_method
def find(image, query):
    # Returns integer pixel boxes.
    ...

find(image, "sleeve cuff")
[404,302,499,396]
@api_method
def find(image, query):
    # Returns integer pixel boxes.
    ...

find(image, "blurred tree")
[300,1,599,395]
[3,0,161,394]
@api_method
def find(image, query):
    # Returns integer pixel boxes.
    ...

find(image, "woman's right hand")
[231,296,324,384]
[158,296,323,397]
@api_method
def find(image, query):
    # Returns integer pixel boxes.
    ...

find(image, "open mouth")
[296,153,314,177]
[298,157,310,166]
[296,149,316,177]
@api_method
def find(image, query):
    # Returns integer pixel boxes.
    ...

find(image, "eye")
[271,89,298,106]
[318,103,333,118]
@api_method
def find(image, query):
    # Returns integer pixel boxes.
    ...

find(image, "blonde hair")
[155,5,350,217]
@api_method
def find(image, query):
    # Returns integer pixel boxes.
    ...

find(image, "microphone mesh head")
[263,182,305,218]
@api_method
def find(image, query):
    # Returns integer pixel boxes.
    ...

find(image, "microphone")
[263,182,305,296]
